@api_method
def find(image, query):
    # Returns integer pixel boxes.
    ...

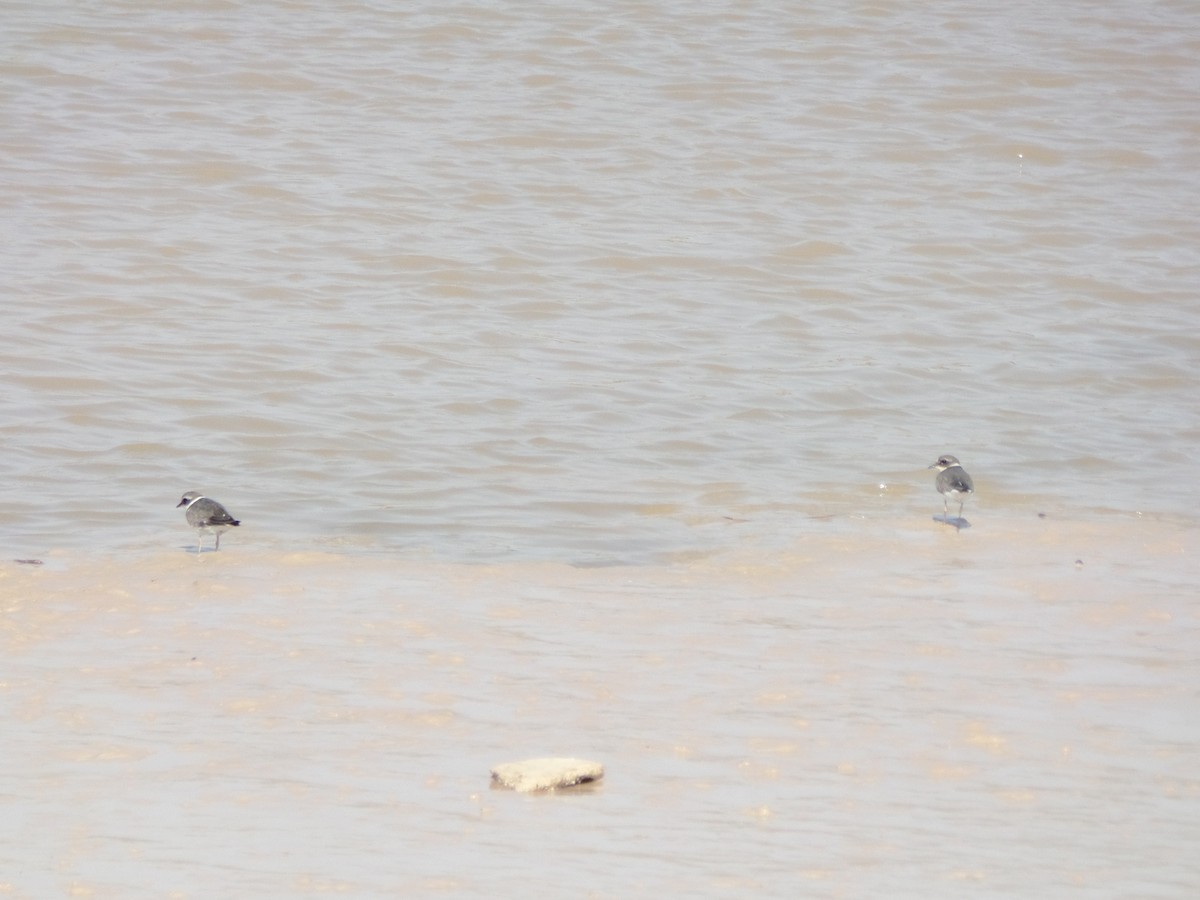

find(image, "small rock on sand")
[490,757,604,793]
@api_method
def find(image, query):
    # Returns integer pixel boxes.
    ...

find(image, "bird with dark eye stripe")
[927,455,974,528]
[176,491,240,552]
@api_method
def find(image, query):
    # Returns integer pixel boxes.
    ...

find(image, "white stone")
[490,757,604,793]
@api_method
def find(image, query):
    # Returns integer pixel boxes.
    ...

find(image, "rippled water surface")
[2,1,1198,896]
[5,0,1199,559]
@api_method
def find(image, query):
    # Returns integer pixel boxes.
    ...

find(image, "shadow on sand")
[934,515,971,530]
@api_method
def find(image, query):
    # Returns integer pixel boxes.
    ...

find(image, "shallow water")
[3,0,1200,563]
[2,0,1199,895]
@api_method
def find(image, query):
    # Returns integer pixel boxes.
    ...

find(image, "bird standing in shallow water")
[176,491,240,552]
[928,455,974,526]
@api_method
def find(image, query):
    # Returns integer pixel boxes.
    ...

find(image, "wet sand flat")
[2,515,1196,896]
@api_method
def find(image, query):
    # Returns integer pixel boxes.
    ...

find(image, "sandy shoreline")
[6,508,1194,592]
[2,513,1197,896]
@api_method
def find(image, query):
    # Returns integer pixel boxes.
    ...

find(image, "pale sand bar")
[1,513,1197,895]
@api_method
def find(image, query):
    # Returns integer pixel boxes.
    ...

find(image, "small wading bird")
[176,491,240,552]
[928,455,974,527]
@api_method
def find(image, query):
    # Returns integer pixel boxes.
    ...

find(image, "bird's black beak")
[176,498,188,508]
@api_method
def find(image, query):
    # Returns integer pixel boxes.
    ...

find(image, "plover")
[176,491,240,552]
[927,455,974,525]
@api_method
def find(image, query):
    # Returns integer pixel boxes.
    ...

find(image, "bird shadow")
[934,515,971,530]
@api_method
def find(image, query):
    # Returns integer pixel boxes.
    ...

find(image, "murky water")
[2,1,1198,896]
